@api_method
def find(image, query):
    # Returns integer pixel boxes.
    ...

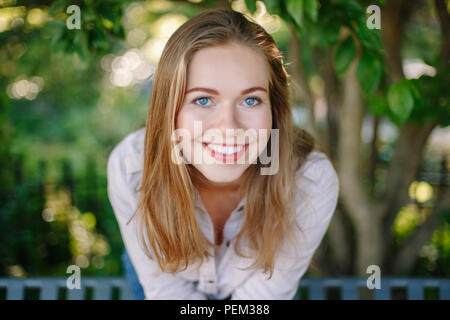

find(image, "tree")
[1,0,448,277]
[244,0,449,276]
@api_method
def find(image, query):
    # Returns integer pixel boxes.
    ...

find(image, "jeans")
[121,249,145,300]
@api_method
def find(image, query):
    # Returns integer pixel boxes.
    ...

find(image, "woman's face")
[175,41,272,184]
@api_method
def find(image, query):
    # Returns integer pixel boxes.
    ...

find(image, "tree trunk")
[381,0,411,83]
[386,0,450,273]
[381,119,438,267]
[337,49,383,276]
[319,46,354,274]
[322,47,341,161]
[328,204,354,274]
[369,116,380,195]
[287,25,320,141]
[434,0,450,66]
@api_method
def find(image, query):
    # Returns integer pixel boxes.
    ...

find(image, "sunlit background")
[0,0,449,280]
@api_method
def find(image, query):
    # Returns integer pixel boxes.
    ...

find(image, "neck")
[201,177,243,192]
[189,167,244,193]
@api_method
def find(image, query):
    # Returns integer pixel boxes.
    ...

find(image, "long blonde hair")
[134,8,326,279]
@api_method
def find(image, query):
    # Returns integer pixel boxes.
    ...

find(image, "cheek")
[176,107,194,133]
[265,107,273,129]
[175,111,193,154]
[256,106,272,145]
[175,108,185,130]
[246,105,272,130]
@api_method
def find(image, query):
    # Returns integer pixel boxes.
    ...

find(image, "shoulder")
[107,127,145,192]
[295,150,339,190]
[293,150,340,229]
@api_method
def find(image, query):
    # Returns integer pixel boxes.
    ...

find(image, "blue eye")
[244,97,261,107]
[192,96,262,107]
[194,97,211,107]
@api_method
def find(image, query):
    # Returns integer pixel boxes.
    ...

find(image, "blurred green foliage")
[0,0,448,278]
[246,0,449,127]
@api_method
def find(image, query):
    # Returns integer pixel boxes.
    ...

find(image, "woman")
[107,8,339,300]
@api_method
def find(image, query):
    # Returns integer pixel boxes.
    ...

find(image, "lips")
[202,142,249,163]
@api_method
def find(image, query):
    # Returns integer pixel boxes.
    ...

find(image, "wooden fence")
[0,277,449,300]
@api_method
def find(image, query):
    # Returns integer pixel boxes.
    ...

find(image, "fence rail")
[0,277,134,300]
[0,277,449,300]
[298,278,450,300]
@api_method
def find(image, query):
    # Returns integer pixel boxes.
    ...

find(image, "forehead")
[186,42,270,90]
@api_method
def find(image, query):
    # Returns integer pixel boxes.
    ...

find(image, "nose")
[215,102,240,134]
[203,102,246,146]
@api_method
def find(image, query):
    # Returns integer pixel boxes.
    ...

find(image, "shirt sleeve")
[107,144,208,300]
[230,154,340,300]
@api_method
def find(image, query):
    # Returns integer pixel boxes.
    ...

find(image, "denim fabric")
[121,249,145,300]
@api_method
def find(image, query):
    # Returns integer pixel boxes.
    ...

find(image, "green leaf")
[287,0,304,27]
[264,0,282,15]
[356,19,382,52]
[438,208,450,224]
[333,35,356,75]
[42,19,66,46]
[303,0,319,22]
[98,3,121,32]
[336,0,364,19]
[387,80,415,125]
[321,19,341,45]
[406,79,427,125]
[99,5,117,25]
[48,0,67,16]
[300,31,315,77]
[307,23,325,47]
[245,0,257,13]
[112,25,125,39]
[407,79,422,105]
[356,53,383,95]
[74,30,89,61]
[368,95,388,116]
[64,32,77,54]
[91,29,109,51]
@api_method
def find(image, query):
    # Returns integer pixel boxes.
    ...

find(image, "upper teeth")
[207,144,244,154]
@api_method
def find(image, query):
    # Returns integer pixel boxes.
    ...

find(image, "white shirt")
[107,127,340,300]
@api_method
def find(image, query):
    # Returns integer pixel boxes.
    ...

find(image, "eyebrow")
[185,86,267,95]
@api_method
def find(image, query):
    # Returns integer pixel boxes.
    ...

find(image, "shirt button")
[208,280,214,283]
[226,241,230,247]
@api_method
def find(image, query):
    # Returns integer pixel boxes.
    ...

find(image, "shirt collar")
[193,187,246,221]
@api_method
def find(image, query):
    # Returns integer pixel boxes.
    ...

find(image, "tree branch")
[381,0,406,82]
[369,116,380,195]
[321,47,341,161]
[434,0,450,67]
[381,119,438,260]
[381,0,414,83]
[287,24,318,139]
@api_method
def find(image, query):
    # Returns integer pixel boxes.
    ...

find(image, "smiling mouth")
[202,142,249,162]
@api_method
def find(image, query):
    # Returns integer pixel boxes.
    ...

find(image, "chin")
[197,164,248,183]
